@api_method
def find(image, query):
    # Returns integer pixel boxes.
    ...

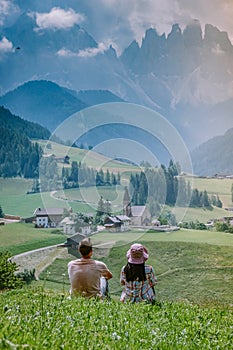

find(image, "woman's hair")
[124,262,146,282]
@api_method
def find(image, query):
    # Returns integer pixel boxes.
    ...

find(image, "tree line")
[62,161,121,189]
[35,158,121,192]
[0,106,49,178]
[0,127,42,178]
[129,160,222,209]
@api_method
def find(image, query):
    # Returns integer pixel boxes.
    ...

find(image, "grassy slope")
[1,142,233,219]
[0,177,232,221]
[37,229,233,305]
[0,225,232,347]
[185,176,233,207]
[0,290,232,349]
[0,223,66,255]
[38,140,138,173]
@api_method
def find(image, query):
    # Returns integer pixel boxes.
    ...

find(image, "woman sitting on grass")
[120,243,157,303]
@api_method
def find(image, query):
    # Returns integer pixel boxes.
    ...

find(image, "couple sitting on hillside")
[67,238,157,303]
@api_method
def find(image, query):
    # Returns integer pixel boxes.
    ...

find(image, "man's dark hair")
[124,262,146,282]
[79,245,92,257]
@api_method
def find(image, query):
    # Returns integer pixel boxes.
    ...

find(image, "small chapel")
[123,187,151,226]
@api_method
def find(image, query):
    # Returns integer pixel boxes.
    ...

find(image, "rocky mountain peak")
[204,24,233,51]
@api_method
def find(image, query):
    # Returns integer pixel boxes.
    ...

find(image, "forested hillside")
[0,107,47,178]
[0,106,50,140]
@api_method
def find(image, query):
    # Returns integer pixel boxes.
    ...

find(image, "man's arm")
[101,262,113,280]
[105,269,113,280]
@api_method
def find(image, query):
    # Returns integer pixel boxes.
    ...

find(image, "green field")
[1,176,232,222]
[38,140,138,173]
[1,143,233,221]
[35,228,233,305]
[0,223,66,255]
[188,176,233,207]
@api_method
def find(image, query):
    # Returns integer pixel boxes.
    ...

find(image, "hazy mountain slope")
[77,90,125,105]
[0,80,127,132]
[0,80,87,132]
[191,128,233,176]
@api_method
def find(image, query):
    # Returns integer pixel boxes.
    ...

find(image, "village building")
[151,219,161,227]
[34,207,64,228]
[122,187,151,226]
[104,215,131,232]
[42,154,70,164]
[60,214,92,235]
[65,233,87,257]
[60,217,76,235]
[130,206,151,226]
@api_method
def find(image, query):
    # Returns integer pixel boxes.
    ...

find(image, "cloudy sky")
[1,0,233,53]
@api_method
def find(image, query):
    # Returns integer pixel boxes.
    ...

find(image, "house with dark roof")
[64,233,86,257]
[34,207,64,228]
[104,216,122,232]
[104,215,131,232]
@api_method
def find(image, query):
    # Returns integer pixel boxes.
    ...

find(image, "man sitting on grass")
[68,238,112,298]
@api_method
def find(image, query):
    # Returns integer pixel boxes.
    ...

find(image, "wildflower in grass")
[111,332,121,340]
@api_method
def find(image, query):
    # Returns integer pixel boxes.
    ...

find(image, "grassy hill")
[38,139,138,173]
[0,290,232,349]
[0,222,66,255]
[1,224,232,348]
[37,229,233,304]
[1,175,232,221]
[1,138,232,219]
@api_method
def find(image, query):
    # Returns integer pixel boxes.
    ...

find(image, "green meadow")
[1,148,233,348]
[38,139,138,173]
[1,176,232,221]
[1,224,233,348]
[36,229,233,305]
[0,222,66,256]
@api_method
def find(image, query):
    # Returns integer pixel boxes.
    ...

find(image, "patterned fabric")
[120,265,157,303]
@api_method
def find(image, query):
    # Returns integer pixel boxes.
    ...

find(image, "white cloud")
[0,36,13,52]
[57,42,108,58]
[0,0,19,25]
[31,7,85,31]
[78,42,107,57]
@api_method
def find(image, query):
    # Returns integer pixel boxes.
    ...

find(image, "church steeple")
[123,186,131,217]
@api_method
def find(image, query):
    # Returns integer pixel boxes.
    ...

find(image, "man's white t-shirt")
[68,258,111,298]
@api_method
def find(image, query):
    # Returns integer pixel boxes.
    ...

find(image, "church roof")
[131,206,146,217]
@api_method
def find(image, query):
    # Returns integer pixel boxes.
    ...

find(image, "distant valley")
[0,102,233,176]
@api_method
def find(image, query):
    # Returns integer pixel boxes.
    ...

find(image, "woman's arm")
[120,266,126,285]
[149,266,158,286]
